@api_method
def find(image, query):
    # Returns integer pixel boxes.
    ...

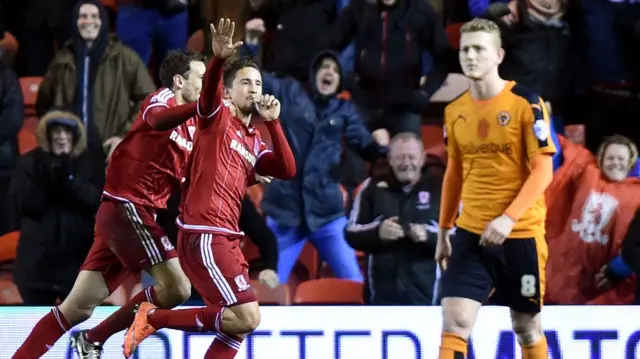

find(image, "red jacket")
[544,136,640,304]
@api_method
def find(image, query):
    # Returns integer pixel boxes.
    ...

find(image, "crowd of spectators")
[0,0,639,307]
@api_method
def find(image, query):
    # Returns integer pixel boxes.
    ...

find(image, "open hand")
[211,18,243,59]
[255,94,280,121]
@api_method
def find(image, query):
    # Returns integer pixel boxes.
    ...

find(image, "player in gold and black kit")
[436,19,555,359]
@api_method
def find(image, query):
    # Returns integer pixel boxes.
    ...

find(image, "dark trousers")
[0,173,15,236]
[116,5,188,66]
[18,285,68,306]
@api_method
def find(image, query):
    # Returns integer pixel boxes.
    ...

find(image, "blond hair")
[597,135,639,172]
[460,18,502,49]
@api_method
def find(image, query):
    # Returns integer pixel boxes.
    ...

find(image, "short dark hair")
[222,56,261,88]
[158,50,206,88]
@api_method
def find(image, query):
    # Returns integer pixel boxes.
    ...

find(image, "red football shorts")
[177,231,256,306]
[80,199,177,292]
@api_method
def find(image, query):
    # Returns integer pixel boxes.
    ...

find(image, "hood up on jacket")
[72,0,109,51]
[308,50,344,101]
[36,110,87,157]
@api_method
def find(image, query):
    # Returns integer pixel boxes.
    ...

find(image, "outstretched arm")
[145,102,197,131]
[198,19,244,122]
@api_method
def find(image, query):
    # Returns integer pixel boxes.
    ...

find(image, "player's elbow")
[282,166,296,180]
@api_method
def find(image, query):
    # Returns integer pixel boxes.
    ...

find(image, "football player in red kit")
[123,19,296,359]
[12,50,206,359]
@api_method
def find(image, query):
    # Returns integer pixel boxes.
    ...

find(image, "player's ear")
[497,47,505,64]
[172,74,184,89]
[223,86,231,99]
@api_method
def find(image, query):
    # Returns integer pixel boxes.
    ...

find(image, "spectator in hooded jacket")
[36,0,155,161]
[345,132,444,305]
[0,64,23,236]
[8,109,105,305]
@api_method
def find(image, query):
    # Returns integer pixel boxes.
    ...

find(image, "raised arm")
[198,19,244,122]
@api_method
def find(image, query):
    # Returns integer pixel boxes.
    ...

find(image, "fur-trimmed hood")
[36,110,87,157]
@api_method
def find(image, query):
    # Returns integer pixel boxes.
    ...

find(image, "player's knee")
[58,300,96,325]
[240,308,261,332]
[231,304,261,333]
[511,311,542,345]
[441,298,479,338]
[157,280,191,307]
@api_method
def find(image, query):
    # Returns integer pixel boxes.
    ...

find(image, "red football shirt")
[178,100,271,235]
[178,56,296,235]
[104,88,196,209]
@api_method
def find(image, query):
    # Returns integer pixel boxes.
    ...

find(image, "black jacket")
[622,208,640,304]
[250,0,339,83]
[0,65,24,175]
[485,0,571,103]
[8,111,104,296]
[325,0,453,111]
[345,169,442,305]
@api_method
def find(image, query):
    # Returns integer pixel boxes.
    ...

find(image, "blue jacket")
[260,50,384,232]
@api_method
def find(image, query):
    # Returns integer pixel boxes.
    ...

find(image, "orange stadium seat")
[19,77,43,116]
[246,184,264,213]
[0,231,19,263]
[251,280,291,305]
[445,23,464,50]
[187,30,205,53]
[0,32,18,66]
[0,280,22,305]
[293,278,363,304]
[18,127,38,154]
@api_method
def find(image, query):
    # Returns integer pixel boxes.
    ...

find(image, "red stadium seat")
[19,76,43,116]
[186,29,205,53]
[293,278,363,304]
[0,231,19,262]
[0,280,22,305]
[445,23,464,50]
[251,280,291,305]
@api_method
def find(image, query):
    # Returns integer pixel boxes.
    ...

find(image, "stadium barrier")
[0,306,636,358]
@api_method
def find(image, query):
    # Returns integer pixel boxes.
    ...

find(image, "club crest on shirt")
[417,191,431,210]
[160,236,174,251]
[234,275,250,292]
[497,111,511,126]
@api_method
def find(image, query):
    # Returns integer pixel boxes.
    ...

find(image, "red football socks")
[87,287,159,344]
[204,333,244,359]
[12,307,71,358]
[148,305,225,332]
